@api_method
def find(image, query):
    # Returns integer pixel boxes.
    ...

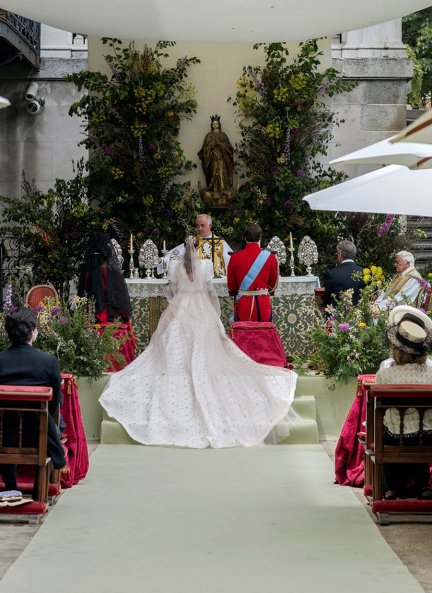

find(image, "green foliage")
[218,40,357,269]
[0,160,96,298]
[0,297,125,381]
[403,8,432,98]
[302,269,391,385]
[406,46,424,109]
[68,38,201,245]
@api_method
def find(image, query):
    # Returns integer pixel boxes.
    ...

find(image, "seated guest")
[0,309,66,495]
[227,223,278,322]
[375,251,423,310]
[376,305,432,500]
[159,214,232,277]
[322,240,365,308]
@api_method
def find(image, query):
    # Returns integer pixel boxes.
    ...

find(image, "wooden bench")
[365,383,432,524]
[0,385,55,516]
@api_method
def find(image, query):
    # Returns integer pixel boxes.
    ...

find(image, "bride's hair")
[183,236,197,278]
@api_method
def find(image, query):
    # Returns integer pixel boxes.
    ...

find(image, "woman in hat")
[376,305,432,500]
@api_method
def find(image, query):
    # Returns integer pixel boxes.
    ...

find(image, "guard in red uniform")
[227,223,278,322]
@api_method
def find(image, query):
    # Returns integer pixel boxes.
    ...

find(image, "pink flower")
[296,168,305,177]
[58,316,69,325]
[338,322,350,332]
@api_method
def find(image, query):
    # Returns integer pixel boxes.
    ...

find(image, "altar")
[127,276,319,357]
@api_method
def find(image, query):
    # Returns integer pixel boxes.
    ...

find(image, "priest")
[160,214,232,277]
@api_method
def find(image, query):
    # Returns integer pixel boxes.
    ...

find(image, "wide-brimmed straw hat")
[387,305,432,355]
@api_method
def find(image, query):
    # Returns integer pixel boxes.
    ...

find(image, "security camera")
[25,82,45,115]
[25,81,39,100]
[26,97,45,114]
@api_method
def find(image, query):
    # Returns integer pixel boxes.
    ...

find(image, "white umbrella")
[0,0,430,43]
[0,96,10,109]
[391,109,432,145]
[330,136,432,169]
[303,165,432,216]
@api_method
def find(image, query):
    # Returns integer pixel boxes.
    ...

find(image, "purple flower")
[69,231,81,240]
[119,155,128,165]
[416,278,432,293]
[264,197,272,206]
[34,305,44,312]
[126,198,138,206]
[162,208,172,217]
[328,315,336,322]
[171,127,179,137]
[338,322,350,333]
[101,144,113,157]
[58,316,69,325]
[290,127,300,137]
[148,143,157,153]
[270,165,279,175]
[284,200,293,209]
[296,168,305,177]
[377,214,395,238]
[299,100,311,111]
[9,305,18,313]
[232,208,240,217]
[51,306,61,316]
[151,228,161,236]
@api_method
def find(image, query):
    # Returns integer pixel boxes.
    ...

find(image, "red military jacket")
[227,242,278,322]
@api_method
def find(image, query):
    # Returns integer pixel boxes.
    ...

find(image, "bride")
[100,236,297,448]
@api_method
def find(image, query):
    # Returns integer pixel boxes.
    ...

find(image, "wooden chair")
[0,385,54,517]
[365,383,432,524]
[25,284,58,310]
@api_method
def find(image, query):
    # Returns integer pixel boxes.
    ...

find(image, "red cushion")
[0,385,52,401]
[372,499,432,513]
[0,501,48,515]
[230,322,287,368]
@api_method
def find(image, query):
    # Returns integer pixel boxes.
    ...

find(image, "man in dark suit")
[0,309,66,493]
[322,240,365,308]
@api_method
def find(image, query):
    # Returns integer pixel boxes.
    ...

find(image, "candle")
[163,240,167,251]
[289,232,293,250]
[130,233,133,251]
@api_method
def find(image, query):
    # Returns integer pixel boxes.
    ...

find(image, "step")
[101,395,319,446]
[291,394,317,421]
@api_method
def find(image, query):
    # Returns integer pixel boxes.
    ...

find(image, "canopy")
[391,109,432,145]
[303,165,432,217]
[1,0,432,43]
[330,137,432,169]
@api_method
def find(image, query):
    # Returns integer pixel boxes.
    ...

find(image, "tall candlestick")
[163,240,167,252]
[289,232,293,251]
[130,233,133,251]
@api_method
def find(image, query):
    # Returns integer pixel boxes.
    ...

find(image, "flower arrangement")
[0,296,125,381]
[0,160,96,299]
[220,40,357,262]
[69,38,200,245]
[303,266,390,385]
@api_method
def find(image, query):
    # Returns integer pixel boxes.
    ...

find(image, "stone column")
[329,19,413,179]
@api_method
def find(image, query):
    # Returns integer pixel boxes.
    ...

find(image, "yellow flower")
[358,322,366,328]
[233,217,240,224]
[166,111,174,118]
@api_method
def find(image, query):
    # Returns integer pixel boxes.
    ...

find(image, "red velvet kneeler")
[229,321,287,368]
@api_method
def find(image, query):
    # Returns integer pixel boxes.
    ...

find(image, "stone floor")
[0,442,431,592]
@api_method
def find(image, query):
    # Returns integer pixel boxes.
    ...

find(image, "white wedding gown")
[100,255,297,448]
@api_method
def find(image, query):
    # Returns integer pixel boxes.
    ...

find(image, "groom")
[227,223,278,322]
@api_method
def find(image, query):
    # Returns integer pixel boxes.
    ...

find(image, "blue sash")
[236,250,271,301]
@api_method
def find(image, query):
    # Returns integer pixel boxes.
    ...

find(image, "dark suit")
[0,344,66,490]
[323,260,365,308]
